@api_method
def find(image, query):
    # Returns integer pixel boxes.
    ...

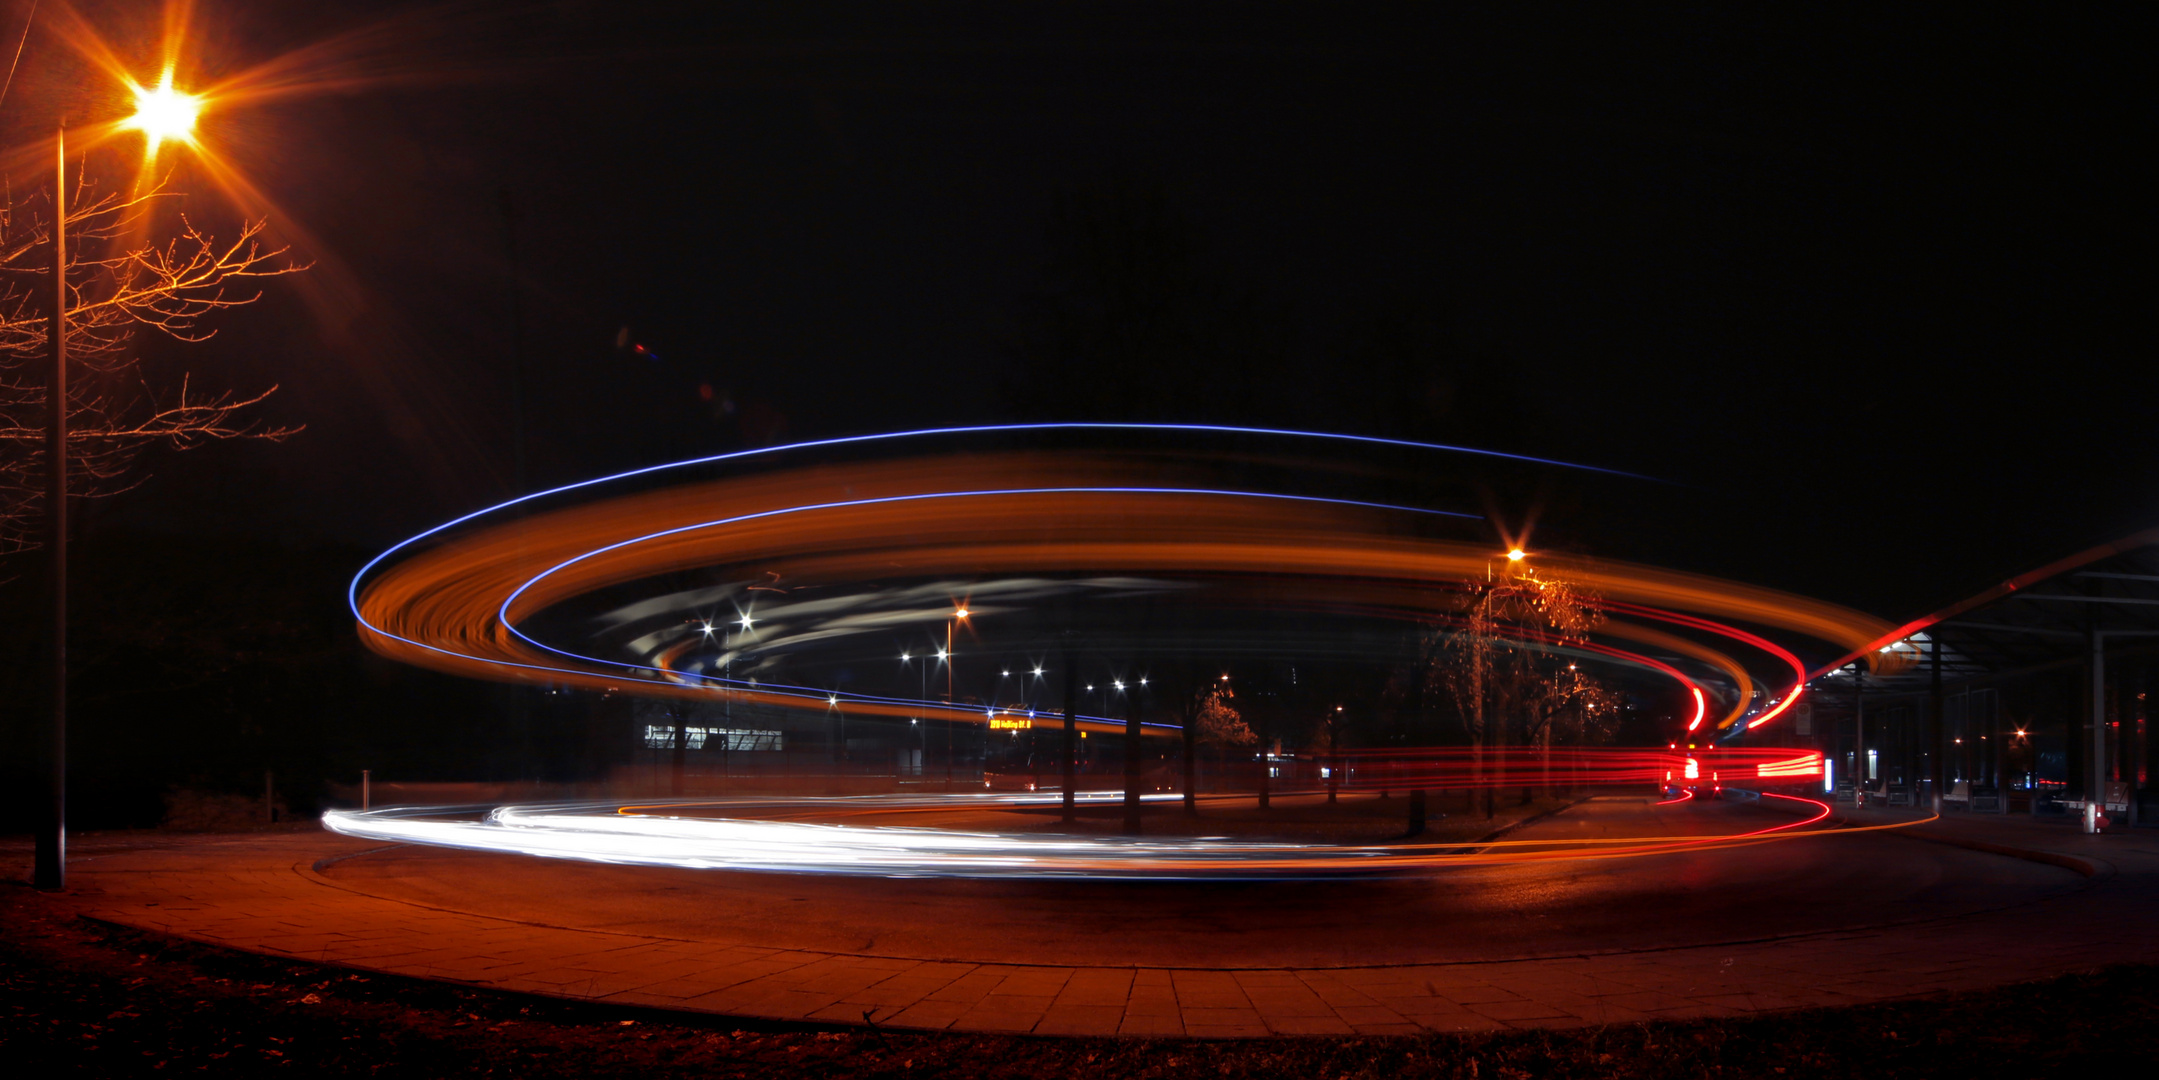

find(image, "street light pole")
[1061,646,1077,823]
[943,618,954,787]
[35,125,69,891]
[1122,671,1142,835]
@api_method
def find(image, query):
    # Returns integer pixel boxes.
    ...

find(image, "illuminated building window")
[642,725,783,751]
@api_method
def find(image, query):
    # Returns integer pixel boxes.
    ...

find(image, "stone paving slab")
[43,814,2159,1038]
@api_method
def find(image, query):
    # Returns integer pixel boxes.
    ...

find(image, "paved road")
[35,797,2159,1037]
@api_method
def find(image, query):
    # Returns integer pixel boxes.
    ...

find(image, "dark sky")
[7,1,2147,621]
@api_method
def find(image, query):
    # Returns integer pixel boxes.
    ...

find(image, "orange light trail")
[353,447,1893,739]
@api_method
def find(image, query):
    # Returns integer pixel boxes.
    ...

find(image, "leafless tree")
[0,172,305,562]
[1523,660,1623,797]
[1435,563,1605,815]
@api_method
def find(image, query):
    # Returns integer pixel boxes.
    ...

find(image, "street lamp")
[120,68,204,162]
[900,650,925,775]
[38,65,208,891]
[942,606,969,786]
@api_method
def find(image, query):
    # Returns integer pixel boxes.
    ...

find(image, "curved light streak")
[351,449,1892,737]
[349,421,1655,634]
[1605,601,1814,735]
[346,423,1898,852]
[321,780,1892,880]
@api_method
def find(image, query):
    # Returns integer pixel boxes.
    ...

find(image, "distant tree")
[1184,680,1253,800]
[1194,682,1254,747]
[1435,562,1604,816]
[0,173,303,563]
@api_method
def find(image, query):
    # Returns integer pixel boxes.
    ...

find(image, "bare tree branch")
[0,173,306,558]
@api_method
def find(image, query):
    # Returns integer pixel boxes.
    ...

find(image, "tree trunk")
[1183,697,1198,816]
[1539,717,1552,800]
[1325,721,1338,805]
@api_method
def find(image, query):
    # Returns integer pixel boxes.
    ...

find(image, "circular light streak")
[344,425,1905,874]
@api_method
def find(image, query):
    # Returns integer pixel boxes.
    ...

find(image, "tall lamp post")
[1060,645,1077,823]
[37,125,69,892]
[1121,675,1141,835]
[900,651,923,776]
[941,606,968,787]
[38,74,206,891]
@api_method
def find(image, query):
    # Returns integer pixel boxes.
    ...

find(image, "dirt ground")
[4,875,2154,1078]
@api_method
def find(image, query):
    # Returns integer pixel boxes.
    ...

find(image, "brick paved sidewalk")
[49,816,2159,1038]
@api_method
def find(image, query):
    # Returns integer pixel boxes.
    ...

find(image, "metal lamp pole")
[35,126,70,891]
[943,622,954,787]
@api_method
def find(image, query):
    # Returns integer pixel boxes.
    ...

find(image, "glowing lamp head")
[953,607,970,619]
[123,69,203,159]
[1506,548,1526,562]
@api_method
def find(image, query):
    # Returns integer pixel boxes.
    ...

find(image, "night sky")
[7,1,2147,620]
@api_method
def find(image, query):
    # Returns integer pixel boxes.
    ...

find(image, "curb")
[1830,811,2108,880]
[1476,796,1591,843]
[1889,830,2106,880]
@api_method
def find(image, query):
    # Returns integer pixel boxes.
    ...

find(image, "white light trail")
[319,790,1876,880]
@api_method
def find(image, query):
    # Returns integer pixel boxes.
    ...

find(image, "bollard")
[362,769,371,811]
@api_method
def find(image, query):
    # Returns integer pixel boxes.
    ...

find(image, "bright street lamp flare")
[122,69,203,159]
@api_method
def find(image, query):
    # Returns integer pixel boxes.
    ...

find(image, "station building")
[1788,528,2158,826]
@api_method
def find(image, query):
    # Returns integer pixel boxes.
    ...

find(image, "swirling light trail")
[350,420,1661,627]
[353,451,1893,720]
[321,780,1882,881]
[343,427,1893,876]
